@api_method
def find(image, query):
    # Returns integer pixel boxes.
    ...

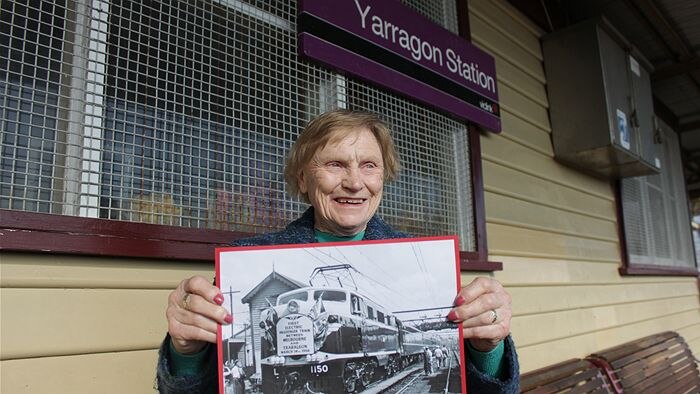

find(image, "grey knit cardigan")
[155,207,519,393]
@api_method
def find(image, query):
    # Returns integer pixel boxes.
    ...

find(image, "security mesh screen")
[0,1,64,213]
[403,0,458,31]
[0,0,474,250]
[621,122,694,268]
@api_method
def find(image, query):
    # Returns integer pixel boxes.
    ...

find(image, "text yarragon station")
[354,0,496,94]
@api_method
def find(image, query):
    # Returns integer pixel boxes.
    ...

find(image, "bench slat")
[521,359,592,391]
[537,368,601,391]
[617,350,692,385]
[589,331,676,361]
[609,338,681,369]
[521,359,613,394]
[641,367,700,394]
[658,368,700,394]
[570,375,612,393]
[625,364,693,393]
[521,331,699,394]
[591,331,700,394]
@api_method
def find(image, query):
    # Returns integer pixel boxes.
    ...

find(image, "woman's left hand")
[447,277,512,352]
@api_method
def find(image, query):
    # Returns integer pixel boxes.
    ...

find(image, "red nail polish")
[447,310,458,321]
[453,295,466,306]
[214,294,224,305]
[224,314,233,324]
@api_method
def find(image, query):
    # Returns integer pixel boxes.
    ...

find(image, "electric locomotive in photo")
[258,285,424,393]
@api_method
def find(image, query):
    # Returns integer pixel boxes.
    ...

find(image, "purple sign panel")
[298,0,501,132]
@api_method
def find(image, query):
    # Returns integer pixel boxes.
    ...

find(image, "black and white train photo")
[216,237,465,394]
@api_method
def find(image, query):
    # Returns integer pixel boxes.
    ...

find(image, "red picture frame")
[215,236,467,393]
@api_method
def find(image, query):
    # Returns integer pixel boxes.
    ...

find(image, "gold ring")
[490,309,498,325]
[182,293,191,310]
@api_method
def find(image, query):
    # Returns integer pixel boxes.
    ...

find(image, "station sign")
[299,0,501,132]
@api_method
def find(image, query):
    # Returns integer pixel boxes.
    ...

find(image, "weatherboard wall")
[464,0,700,373]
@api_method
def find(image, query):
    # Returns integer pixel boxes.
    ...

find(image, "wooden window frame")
[0,125,501,271]
[613,97,698,277]
[614,181,699,277]
[1,0,501,271]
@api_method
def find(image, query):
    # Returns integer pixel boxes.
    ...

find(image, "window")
[1,0,491,265]
[620,120,697,274]
[0,0,64,213]
[313,290,346,302]
[277,291,308,305]
[376,310,385,324]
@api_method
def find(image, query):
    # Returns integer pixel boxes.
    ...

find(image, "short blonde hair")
[285,109,400,202]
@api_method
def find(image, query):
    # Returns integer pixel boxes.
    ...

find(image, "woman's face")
[298,127,385,236]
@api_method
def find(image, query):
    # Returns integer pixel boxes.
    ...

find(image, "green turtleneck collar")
[314,229,365,242]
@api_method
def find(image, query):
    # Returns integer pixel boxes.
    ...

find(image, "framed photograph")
[216,236,466,394]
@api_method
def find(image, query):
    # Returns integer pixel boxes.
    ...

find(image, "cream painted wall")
[1,253,213,393]
[465,0,700,373]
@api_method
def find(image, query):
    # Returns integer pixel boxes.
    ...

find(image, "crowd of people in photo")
[223,359,246,394]
[423,345,453,375]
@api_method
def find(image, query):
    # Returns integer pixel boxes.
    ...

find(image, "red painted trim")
[619,264,699,277]
[613,181,632,270]
[456,1,499,272]
[1,209,250,261]
[458,4,499,272]
[457,0,471,40]
[459,253,503,272]
[0,209,245,243]
[1,209,504,272]
[468,125,493,267]
[1,228,215,260]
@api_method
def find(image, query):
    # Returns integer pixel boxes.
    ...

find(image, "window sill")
[2,210,503,272]
[619,264,699,277]
[459,252,502,271]
[0,209,247,261]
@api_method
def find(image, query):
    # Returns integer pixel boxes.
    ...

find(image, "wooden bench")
[520,358,615,393]
[587,331,700,394]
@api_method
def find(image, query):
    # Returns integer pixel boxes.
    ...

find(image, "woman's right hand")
[166,275,233,355]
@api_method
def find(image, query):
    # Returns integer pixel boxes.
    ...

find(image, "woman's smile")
[298,127,385,236]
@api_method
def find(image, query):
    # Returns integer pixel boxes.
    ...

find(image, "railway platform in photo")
[351,363,463,394]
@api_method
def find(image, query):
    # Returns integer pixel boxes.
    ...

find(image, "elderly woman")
[156,109,518,393]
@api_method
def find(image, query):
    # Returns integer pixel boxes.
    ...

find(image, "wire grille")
[0,0,474,250]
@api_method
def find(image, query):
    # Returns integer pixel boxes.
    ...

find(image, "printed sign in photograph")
[216,236,466,394]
